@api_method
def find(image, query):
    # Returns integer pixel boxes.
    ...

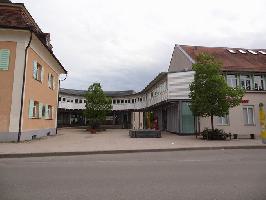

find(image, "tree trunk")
[211,115,214,131]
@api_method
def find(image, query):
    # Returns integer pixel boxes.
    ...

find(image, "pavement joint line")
[0,145,265,159]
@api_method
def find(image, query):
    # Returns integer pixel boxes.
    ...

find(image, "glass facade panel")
[181,102,195,133]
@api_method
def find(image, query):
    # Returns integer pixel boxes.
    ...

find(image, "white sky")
[13,0,266,91]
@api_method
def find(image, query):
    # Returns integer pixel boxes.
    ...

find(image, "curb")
[0,145,266,159]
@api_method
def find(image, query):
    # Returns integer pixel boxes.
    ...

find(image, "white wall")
[168,71,194,100]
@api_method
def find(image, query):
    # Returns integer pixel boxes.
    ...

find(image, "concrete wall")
[168,71,194,100]
[168,45,193,72]
[200,92,266,136]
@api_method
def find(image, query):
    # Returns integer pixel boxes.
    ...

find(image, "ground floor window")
[217,115,229,125]
[33,101,39,118]
[48,105,53,119]
[243,106,255,125]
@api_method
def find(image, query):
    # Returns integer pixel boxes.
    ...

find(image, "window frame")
[240,75,252,90]
[243,106,255,126]
[254,75,265,91]
[32,101,39,119]
[217,115,230,126]
[226,74,238,88]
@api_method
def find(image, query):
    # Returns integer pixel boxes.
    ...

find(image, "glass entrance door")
[181,102,195,134]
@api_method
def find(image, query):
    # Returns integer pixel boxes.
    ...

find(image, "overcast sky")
[13,0,266,91]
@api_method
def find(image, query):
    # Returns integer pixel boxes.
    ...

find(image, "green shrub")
[201,128,229,140]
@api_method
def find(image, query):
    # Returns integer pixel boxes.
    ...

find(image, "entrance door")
[181,102,195,134]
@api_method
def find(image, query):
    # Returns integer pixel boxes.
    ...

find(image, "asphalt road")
[0,149,266,200]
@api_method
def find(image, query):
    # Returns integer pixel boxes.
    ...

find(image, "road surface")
[0,149,266,200]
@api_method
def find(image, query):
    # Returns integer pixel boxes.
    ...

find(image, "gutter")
[17,31,33,142]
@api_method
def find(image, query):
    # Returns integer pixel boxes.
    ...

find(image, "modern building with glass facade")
[59,44,266,137]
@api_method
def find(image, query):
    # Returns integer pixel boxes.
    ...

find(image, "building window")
[33,61,43,82]
[48,73,54,89]
[226,75,238,87]
[117,99,120,104]
[217,115,229,125]
[41,105,46,118]
[243,106,255,125]
[0,49,10,71]
[48,105,53,119]
[58,97,61,101]
[75,99,79,103]
[84,100,86,103]
[33,101,39,118]
[62,98,66,102]
[254,75,265,90]
[240,75,252,90]
[71,100,73,103]
[67,99,70,102]
[121,100,124,104]
[131,99,134,103]
[79,99,83,103]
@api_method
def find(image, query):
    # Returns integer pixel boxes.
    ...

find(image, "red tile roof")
[180,45,266,73]
[0,3,67,74]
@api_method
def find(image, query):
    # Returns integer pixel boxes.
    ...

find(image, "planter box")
[129,129,161,138]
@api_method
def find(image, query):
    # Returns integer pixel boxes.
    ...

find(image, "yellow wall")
[0,41,17,132]
[22,47,59,131]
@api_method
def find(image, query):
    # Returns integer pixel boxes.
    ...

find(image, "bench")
[129,129,161,138]
[232,134,255,139]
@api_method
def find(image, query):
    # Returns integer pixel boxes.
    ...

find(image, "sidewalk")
[0,128,265,158]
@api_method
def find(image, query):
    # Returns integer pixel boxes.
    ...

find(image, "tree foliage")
[84,83,112,129]
[189,53,244,130]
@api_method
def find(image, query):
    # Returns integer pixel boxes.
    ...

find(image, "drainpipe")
[17,31,33,142]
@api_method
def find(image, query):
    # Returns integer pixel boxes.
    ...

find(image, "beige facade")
[0,29,66,141]
[22,47,59,131]
[200,92,266,136]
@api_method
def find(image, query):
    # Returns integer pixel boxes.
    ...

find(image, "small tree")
[84,83,112,129]
[189,53,244,131]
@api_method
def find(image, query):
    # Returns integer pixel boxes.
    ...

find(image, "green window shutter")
[33,61,37,79]
[53,76,56,90]
[29,99,34,118]
[41,67,44,82]
[39,102,43,118]
[48,73,51,88]
[51,106,53,119]
[0,49,10,70]
[45,104,49,119]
